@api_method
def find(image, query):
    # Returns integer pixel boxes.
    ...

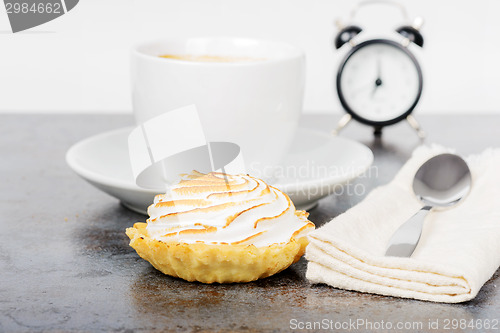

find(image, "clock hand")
[376,54,382,81]
[371,55,383,98]
[371,78,383,98]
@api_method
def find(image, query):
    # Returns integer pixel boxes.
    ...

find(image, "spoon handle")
[385,206,432,257]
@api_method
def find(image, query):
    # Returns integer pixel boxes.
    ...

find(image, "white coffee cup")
[131,37,305,178]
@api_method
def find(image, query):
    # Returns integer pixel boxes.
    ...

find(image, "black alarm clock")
[333,0,425,138]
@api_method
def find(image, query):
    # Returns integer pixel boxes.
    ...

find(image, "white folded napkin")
[306,145,500,303]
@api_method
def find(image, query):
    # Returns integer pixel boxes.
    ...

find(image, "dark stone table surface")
[1,114,499,332]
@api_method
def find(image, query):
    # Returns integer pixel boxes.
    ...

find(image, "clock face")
[337,39,422,125]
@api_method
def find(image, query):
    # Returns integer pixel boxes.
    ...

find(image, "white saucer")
[66,127,373,214]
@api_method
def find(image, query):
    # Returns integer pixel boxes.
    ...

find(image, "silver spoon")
[385,153,472,257]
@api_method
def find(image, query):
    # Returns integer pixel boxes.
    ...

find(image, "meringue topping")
[146,171,315,247]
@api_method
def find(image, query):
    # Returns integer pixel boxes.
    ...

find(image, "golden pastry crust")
[126,212,311,284]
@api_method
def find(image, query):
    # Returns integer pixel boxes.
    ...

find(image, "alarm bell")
[334,25,363,49]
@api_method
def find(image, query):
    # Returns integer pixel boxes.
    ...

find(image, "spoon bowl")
[413,153,472,206]
[385,153,472,257]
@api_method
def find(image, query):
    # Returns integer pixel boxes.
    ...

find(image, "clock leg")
[406,114,426,140]
[332,114,352,135]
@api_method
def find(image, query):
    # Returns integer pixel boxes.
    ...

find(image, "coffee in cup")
[158,54,265,63]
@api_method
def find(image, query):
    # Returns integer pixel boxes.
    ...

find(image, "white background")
[0,0,499,114]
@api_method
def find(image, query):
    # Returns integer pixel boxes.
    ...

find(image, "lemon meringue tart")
[126,171,315,283]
